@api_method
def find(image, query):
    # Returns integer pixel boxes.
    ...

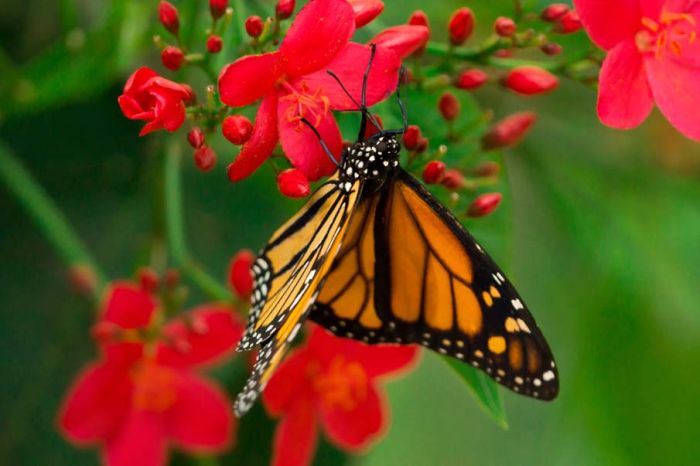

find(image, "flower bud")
[471,161,501,177]
[69,264,97,297]
[493,49,513,58]
[415,137,429,153]
[541,42,563,55]
[553,10,582,34]
[207,35,223,53]
[276,0,296,19]
[481,112,537,150]
[187,128,205,148]
[165,268,180,287]
[228,249,255,300]
[494,16,516,37]
[161,46,184,71]
[403,125,422,150]
[408,10,430,54]
[138,267,160,291]
[467,192,502,217]
[541,4,569,22]
[91,322,121,345]
[441,169,464,190]
[194,145,217,171]
[158,1,180,35]
[438,91,460,121]
[222,115,253,145]
[209,0,228,20]
[349,0,384,28]
[448,7,475,45]
[503,66,558,95]
[277,168,311,198]
[422,160,446,184]
[455,68,488,90]
[245,15,264,38]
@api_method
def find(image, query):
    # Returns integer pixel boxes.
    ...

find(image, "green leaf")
[442,355,508,429]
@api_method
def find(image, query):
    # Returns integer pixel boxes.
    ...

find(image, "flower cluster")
[58,280,244,466]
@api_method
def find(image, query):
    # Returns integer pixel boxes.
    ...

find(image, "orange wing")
[311,170,558,400]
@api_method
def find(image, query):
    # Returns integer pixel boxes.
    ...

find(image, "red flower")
[118,67,192,136]
[481,111,537,150]
[503,66,559,95]
[263,325,418,466]
[218,0,403,182]
[59,283,243,466]
[574,0,700,140]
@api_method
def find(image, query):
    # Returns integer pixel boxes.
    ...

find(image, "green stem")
[0,141,107,298]
[163,142,232,302]
[426,39,505,62]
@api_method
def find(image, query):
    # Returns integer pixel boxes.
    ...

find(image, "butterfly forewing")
[234,176,361,416]
[311,169,558,400]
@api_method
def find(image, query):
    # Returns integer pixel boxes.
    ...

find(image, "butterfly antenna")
[358,43,377,140]
[326,69,382,138]
[300,117,340,167]
[396,66,409,132]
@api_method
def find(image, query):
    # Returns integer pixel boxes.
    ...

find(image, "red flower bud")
[541,4,569,22]
[422,160,446,184]
[161,46,185,71]
[91,322,120,345]
[276,0,296,19]
[438,91,460,121]
[448,7,475,45]
[349,0,384,28]
[277,168,311,198]
[187,128,205,148]
[472,161,501,177]
[207,35,223,53]
[245,15,264,38]
[441,169,464,190]
[503,66,558,95]
[194,145,217,171]
[415,137,429,153]
[467,192,502,217]
[455,68,488,90]
[164,268,180,287]
[138,267,160,291]
[494,16,516,37]
[541,42,563,55]
[402,125,422,150]
[209,0,228,20]
[553,10,582,34]
[482,112,537,150]
[408,9,429,28]
[68,264,97,297]
[158,1,180,35]
[493,49,513,58]
[229,250,255,300]
[222,115,253,145]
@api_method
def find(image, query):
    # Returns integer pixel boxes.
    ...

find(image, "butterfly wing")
[234,176,362,416]
[311,169,558,400]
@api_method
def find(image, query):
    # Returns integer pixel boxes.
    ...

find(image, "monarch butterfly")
[234,46,558,416]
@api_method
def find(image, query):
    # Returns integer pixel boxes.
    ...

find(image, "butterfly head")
[341,134,400,184]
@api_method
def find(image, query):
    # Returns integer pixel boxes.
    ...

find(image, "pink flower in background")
[574,0,700,140]
[59,283,243,466]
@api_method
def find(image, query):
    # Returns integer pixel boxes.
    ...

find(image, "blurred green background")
[2,1,700,465]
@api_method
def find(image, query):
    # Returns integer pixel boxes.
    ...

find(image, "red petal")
[271,396,319,466]
[572,0,641,49]
[300,43,400,111]
[371,25,429,59]
[58,363,132,443]
[118,95,146,119]
[307,326,418,378]
[150,90,186,132]
[280,0,355,78]
[277,100,340,181]
[157,307,244,368]
[228,91,279,181]
[167,373,234,451]
[597,40,653,129]
[123,67,158,95]
[102,282,157,329]
[263,349,312,415]
[105,410,166,466]
[318,383,384,450]
[647,52,700,141]
[349,0,384,28]
[218,52,282,107]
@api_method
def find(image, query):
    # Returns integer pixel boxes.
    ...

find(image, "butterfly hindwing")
[234,177,361,416]
[311,169,558,400]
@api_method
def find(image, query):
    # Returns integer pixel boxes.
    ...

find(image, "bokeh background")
[2,1,700,465]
